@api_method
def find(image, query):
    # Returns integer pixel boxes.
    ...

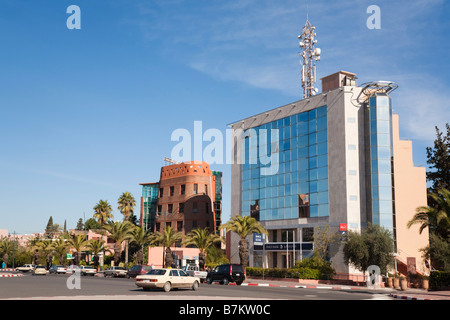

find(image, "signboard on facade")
[253,243,313,251]
[253,233,263,244]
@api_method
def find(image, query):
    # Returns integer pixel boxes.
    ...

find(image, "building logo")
[170,121,279,175]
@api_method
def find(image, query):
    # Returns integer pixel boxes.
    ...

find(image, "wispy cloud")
[2,163,121,188]
[125,0,449,142]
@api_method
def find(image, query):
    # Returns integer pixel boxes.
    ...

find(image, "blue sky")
[0,0,449,234]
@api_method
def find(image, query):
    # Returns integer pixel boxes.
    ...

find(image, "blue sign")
[253,233,263,244]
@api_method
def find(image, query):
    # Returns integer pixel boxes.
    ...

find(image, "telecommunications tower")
[298,14,321,99]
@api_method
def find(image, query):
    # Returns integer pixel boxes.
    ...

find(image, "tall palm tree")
[219,215,268,271]
[183,227,223,270]
[93,200,114,228]
[153,226,183,268]
[130,226,154,265]
[104,221,135,266]
[408,188,450,238]
[118,192,136,266]
[67,234,88,266]
[93,200,113,266]
[118,192,136,221]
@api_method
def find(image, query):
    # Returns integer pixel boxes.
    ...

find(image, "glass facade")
[142,183,159,231]
[369,94,394,231]
[241,105,329,221]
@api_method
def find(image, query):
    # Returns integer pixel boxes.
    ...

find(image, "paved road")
[0,272,392,300]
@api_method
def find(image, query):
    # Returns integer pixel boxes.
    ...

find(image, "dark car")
[206,264,245,285]
[127,265,153,278]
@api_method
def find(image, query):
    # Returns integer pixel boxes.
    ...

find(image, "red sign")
[339,223,348,231]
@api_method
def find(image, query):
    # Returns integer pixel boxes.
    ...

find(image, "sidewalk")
[242,277,450,300]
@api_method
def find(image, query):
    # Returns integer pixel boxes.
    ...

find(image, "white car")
[65,265,81,274]
[16,264,36,272]
[49,265,67,274]
[136,268,200,292]
[80,266,97,276]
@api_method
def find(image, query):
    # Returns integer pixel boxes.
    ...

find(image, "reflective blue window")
[241,105,328,221]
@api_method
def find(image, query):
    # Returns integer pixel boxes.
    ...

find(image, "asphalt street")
[0,272,392,301]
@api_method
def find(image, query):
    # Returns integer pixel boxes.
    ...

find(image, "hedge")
[246,267,322,280]
[429,271,450,290]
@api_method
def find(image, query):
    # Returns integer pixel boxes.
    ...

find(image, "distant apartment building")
[139,161,222,237]
[228,71,429,278]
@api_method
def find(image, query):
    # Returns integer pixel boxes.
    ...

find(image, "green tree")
[53,238,69,265]
[104,221,135,266]
[84,218,101,231]
[407,188,450,239]
[76,218,84,231]
[67,235,88,266]
[93,199,113,265]
[93,200,113,228]
[130,226,154,265]
[426,123,450,193]
[118,192,136,222]
[313,225,339,261]
[205,245,229,269]
[85,239,108,269]
[183,227,223,270]
[343,224,394,276]
[118,192,136,266]
[0,238,14,267]
[45,216,60,239]
[153,226,183,268]
[219,215,268,271]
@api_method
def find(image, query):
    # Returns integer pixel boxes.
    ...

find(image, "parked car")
[181,265,207,283]
[66,265,81,274]
[135,268,200,292]
[127,265,152,278]
[33,265,47,275]
[206,264,245,285]
[80,265,97,276]
[49,265,67,274]
[16,264,36,272]
[104,266,128,278]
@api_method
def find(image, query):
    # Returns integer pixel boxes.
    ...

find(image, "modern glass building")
[241,105,329,221]
[139,182,159,231]
[229,71,429,277]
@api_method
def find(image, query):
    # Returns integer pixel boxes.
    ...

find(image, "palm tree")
[118,192,136,266]
[103,221,135,266]
[130,226,154,265]
[52,238,68,266]
[35,240,54,269]
[0,239,14,268]
[93,200,113,266]
[153,226,183,268]
[219,215,268,271]
[183,227,223,270]
[85,239,108,270]
[407,188,450,238]
[67,234,88,266]
[118,192,136,221]
[93,200,114,228]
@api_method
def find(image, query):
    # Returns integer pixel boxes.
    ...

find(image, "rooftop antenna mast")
[298,4,321,99]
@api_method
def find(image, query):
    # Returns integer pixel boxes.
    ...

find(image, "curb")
[0,273,23,278]
[211,281,363,290]
[0,269,17,272]
[389,293,431,300]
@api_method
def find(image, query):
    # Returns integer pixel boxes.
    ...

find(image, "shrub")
[429,271,450,290]
[246,267,322,280]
